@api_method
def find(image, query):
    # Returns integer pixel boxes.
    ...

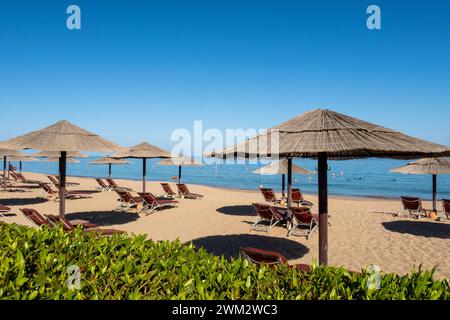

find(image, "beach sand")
[1,172,450,279]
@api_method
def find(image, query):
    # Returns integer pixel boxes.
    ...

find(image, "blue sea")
[4,158,450,200]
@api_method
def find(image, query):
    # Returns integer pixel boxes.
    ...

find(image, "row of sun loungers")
[20,208,125,236]
[113,190,179,214]
[91,178,203,214]
[400,196,450,219]
[95,178,204,199]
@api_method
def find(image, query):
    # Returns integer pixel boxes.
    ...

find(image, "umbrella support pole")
[432,174,437,212]
[59,151,67,217]
[108,164,112,180]
[178,165,182,185]
[3,156,6,181]
[143,158,147,193]
[318,152,328,266]
[287,159,292,228]
[282,174,285,199]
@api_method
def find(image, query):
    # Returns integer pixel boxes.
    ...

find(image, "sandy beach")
[1,172,450,279]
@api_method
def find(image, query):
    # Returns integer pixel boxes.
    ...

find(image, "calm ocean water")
[5,157,450,201]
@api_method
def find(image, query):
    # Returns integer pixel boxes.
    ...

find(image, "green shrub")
[0,222,448,299]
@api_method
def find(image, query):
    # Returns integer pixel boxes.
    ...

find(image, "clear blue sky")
[1,0,449,150]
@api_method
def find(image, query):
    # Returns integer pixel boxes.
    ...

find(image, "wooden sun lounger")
[292,188,314,207]
[20,208,90,229]
[39,183,91,200]
[240,247,311,272]
[176,183,203,199]
[94,178,110,191]
[137,192,178,214]
[0,204,11,217]
[260,187,282,205]
[400,196,430,218]
[251,203,287,232]
[45,214,125,236]
[48,175,80,188]
[106,178,132,191]
[443,199,450,219]
[114,190,143,212]
[161,183,176,198]
[288,206,318,239]
[20,208,125,236]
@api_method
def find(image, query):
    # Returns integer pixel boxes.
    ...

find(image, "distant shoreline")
[20,170,411,202]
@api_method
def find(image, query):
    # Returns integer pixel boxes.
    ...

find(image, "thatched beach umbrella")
[0,120,123,217]
[390,157,450,212]
[0,149,27,180]
[252,159,314,198]
[90,157,130,179]
[8,155,37,173]
[32,150,88,158]
[44,157,80,163]
[158,156,203,184]
[207,109,450,265]
[111,142,171,192]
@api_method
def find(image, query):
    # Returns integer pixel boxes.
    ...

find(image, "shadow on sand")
[188,234,309,260]
[216,205,255,216]
[382,220,450,239]
[0,198,48,206]
[65,211,139,226]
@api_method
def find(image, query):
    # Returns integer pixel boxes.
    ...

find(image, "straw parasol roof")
[111,142,171,192]
[111,142,171,159]
[0,149,25,157]
[0,120,123,217]
[0,149,29,180]
[0,120,124,152]
[252,159,314,175]
[44,157,80,163]
[90,157,131,165]
[208,109,450,160]
[8,155,38,162]
[158,156,202,167]
[33,150,89,158]
[90,157,131,179]
[390,157,450,175]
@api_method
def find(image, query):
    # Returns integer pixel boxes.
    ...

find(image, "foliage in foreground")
[0,222,449,300]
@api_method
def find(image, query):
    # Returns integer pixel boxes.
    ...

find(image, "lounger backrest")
[45,215,74,231]
[137,192,157,205]
[401,196,421,211]
[176,183,189,195]
[96,178,107,187]
[117,190,134,202]
[292,206,313,223]
[260,188,276,202]
[107,178,118,188]
[443,199,450,214]
[17,172,26,180]
[20,208,50,227]
[161,183,175,195]
[48,176,59,186]
[252,203,275,220]
[39,183,56,194]
[240,247,288,266]
[9,171,21,181]
[291,189,304,202]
